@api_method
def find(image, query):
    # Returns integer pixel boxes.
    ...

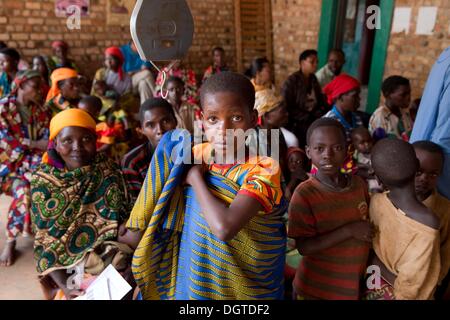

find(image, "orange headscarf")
[323,74,360,105]
[42,108,97,165]
[46,68,78,102]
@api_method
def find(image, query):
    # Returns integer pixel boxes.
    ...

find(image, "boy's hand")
[346,221,375,243]
[184,165,205,186]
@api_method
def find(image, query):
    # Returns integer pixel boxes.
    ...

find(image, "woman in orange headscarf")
[32,108,134,300]
[45,67,80,116]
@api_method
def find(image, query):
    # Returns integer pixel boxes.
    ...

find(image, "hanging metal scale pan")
[130,0,194,62]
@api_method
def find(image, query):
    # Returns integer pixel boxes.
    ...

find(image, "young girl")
[126,72,286,300]
[288,118,373,300]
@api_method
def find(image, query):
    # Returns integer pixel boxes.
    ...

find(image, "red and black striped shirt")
[288,176,370,300]
[121,142,154,203]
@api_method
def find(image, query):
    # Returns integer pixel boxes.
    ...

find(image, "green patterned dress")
[31,153,130,276]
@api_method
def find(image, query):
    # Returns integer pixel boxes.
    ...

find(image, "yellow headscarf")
[254,89,283,117]
[46,68,78,102]
[42,108,97,165]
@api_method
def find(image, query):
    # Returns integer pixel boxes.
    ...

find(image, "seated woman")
[92,47,139,146]
[0,48,20,98]
[49,41,78,71]
[31,108,133,300]
[92,47,132,98]
[248,57,275,92]
[45,68,80,116]
[0,70,51,267]
[32,55,56,98]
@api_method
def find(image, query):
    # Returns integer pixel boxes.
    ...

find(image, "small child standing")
[413,141,450,298]
[367,139,440,300]
[369,76,412,141]
[288,118,373,300]
[284,147,309,200]
[351,127,383,193]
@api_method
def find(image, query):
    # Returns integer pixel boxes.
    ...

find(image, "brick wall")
[270,0,450,101]
[0,0,237,81]
[271,0,322,89]
[384,0,450,101]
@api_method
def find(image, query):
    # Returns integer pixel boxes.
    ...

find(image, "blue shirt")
[323,105,363,142]
[411,46,450,200]
[120,43,152,73]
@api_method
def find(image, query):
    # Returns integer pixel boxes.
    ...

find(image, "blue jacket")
[411,47,450,199]
[120,43,152,73]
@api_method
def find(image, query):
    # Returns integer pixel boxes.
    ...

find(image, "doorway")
[317,0,394,113]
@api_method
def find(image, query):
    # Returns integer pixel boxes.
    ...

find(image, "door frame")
[317,0,395,113]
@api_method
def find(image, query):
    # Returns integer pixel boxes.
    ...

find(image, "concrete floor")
[0,195,43,300]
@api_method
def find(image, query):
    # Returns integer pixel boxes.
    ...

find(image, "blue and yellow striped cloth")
[127,129,286,300]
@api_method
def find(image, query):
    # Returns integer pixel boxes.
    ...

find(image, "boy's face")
[306,126,347,177]
[78,102,100,120]
[414,148,443,199]
[55,126,97,171]
[264,103,288,128]
[202,92,257,162]
[139,107,177,147]
[167,81,184,105]
[387,85,411,109]
[352,131,373,155]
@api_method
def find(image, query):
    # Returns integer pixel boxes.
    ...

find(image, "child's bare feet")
[0,240,16,267]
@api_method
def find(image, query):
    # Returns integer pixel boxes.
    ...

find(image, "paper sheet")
[392,7,411,34]
[416,6,438,35]
[74,265,132,300]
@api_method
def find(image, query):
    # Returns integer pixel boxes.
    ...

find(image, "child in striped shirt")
[288,118,373,300]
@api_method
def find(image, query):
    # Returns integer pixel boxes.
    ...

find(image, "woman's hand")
[62,286,85,300]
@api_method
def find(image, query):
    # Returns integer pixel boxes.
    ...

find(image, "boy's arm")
[289,182,374,256]
[294,220,372,256]
[186,165,265,242]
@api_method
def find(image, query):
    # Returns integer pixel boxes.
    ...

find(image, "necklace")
[315,173,351,191]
